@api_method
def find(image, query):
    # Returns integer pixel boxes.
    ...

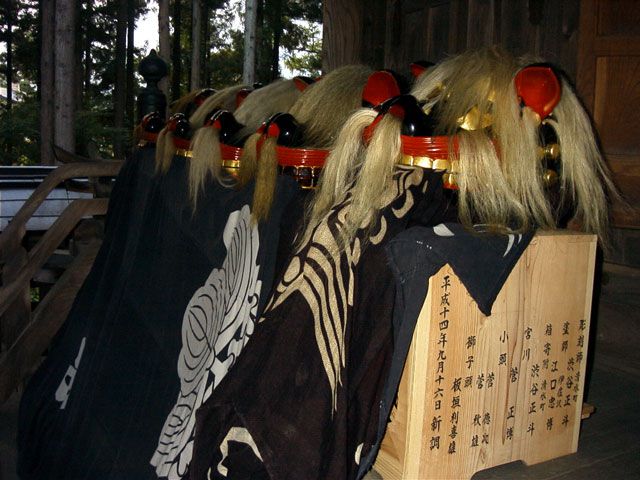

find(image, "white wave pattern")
[151,205,262,479]
[266,168,424,412]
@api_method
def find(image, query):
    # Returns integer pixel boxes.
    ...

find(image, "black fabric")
[359,223,533,477]
[189,168,445,480]
[17,149,299,480]
[18,146,158,479]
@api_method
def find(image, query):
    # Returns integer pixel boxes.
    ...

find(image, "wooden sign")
[375,232,597,479]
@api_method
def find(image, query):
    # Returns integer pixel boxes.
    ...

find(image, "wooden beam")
[0,198,109,320]
[0,161,122,260]
[322,0,364,71]
[0,241,101,403]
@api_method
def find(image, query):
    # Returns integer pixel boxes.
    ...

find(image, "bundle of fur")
[244,65,374,223]
[155,86,246,174]
[306,47,617,249]
[188,79,303,207]
[415,47,617,239]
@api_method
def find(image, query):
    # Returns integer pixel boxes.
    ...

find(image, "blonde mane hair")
[169,89,204,116]
[154,86,245,175]
[413,48,533,231]
[299,108,378,247]
[545,76,618,240]
[188,79,302,207]
[304,46,616,250]
[188,85,247,129]
[246,65,373,223]
[416,47,616,240]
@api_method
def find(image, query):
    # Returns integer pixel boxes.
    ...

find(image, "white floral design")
[151,205,261,479]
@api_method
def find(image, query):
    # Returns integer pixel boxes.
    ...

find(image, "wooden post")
[375,232,597,479]
[322,0,364,71]
[0,247,30,354]
[0,241,102,403]
[137,50,168,122]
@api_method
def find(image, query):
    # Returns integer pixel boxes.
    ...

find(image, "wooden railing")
[0,161,123,403]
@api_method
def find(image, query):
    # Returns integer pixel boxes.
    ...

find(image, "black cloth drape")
[18,149,300,480]
[18,146,158,478]
[189,168,446,480]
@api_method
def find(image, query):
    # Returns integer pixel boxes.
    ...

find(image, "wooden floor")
[1,359,638,480]
[472,362,640,480]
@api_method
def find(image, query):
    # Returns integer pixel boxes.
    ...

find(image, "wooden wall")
[323,0,580,79]
[577,0,640,232]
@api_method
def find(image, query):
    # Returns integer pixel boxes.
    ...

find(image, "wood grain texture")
[0,198,109,320]
[323,0,579,84]
[0,241,101,403]
[375,232,597,479]
[577,0,640,228]
[593,57,640,156]
[0,161,122,261]
[466,0,499,48]
[322,0,364,71]
[0,247,30,353]
[596,0,640,36]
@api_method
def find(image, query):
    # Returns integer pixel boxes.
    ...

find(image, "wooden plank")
[596,0,640,36]
[551,450,640,480]
[0,247,30,353]
[591,37,640,55]
[0,161,122,260]
[0,241,101,403]
[360,0,387,69]
[447,0,469,54]
[383,0,403,70]
[593,57,640,155]
[576,0,598,110]
[576,0,640,229]
[52,145,101,164]
[466,0,499,48]
[425,2,452,60]
[0,198,109,320]
[375,232,597,479]
[322,0,364,70]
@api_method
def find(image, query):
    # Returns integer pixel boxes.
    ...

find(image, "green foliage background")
[0,0,323,165]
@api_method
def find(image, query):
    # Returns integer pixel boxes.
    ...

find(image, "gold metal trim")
[175,148,193,158]
[221,159,240,169]
[399,154,459,188]
[537,143,561,160]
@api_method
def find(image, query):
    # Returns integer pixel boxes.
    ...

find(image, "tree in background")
[167,0,322,95]
[191,0,203,89]
[1,0,40,163]
[40,0,55,164]
[0,0,152,164]
[279,0,322,76]
[0,0,322,166]
[158,0,170,97]
[255,0,322,81]
[81,0,149,158]
[243,0,258,84]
